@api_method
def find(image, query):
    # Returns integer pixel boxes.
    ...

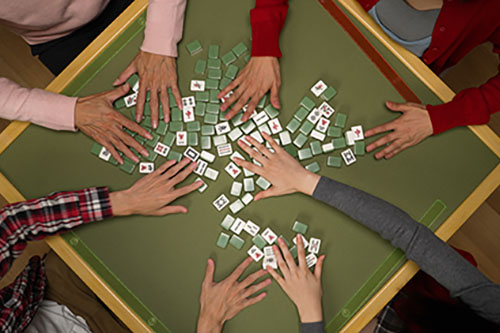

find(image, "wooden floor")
[0,24,499,296]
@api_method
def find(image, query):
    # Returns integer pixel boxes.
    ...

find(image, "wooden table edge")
[0,0,498,332]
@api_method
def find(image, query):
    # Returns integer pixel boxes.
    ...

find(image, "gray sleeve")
[312,176,500,324]
[301,321,324,333]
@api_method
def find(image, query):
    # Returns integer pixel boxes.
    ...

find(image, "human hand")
[197,257,270,332]
[218,57,281,122]
[113,50,182,126]
[268,235,325,323]
[233,132,320,200]
[109,158,202,216]
[75,84,153,164]
[365,101,433,159]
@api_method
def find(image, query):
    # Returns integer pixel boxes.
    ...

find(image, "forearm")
[0,77,77,131]
[0,187,112,277]
[312,176,500,323]
[250,0,289,57]
[141,0,187,57]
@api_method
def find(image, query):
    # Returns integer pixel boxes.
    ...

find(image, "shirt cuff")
[77,187,113,223]
[301,321,325,333]
[27,89,78,132]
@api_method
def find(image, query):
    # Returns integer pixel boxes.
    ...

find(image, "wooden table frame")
[0,1,498,332]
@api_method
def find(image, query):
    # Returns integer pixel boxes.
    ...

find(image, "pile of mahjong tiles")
[90,39,368,268]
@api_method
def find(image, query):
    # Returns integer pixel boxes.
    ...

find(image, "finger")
[262,132,280,152]
[245,135,273,159]
[149,88,159,129]
[162,158,191,179]
[113,129,149,157]
[233,157,262,176]
[169,161,197,185]
[119,114,153,140]
[238,95,259,122]
[227,257,253,282]
[236,139,267,165]
[170,179,203,199]
[364,121,396,138]
[109,134,138,163]
[273,245,291,280]
[155,205,188,215]
[106,84,131,102]
[296,234,307,269]
[366,133,397,153]
[385,100,416,113]
[277,237,297,271]
[375,140,402,160]
[100,138,123,165]
[170,84,183,110]
[240,278,271,299]
[270,83,281,109]
[384,142,410,159]
[240,291,267,308]
[219,78,241,109]
[226,95,250,120]
[239,269,268,289]
[254,187,280,201]
[135,83,148,123]
[202,258,215,286]
[160,86,170,123]
[113,62,136,86]
[268,261,286,282]
[314,255,326,279]
[152,159,177,177]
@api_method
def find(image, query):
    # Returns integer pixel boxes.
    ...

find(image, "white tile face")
[217,143,232,157]
[124,93,137,107]
[176,131,187,146]
[308,238,321,254]
[307,108,322,125]
[310,80,327,97]
[154,143,170,157]
[253,111,270,126]
[230,182,243,196]
[183,107,195,122]
[263,246,274,257]
[345,131,355,146]
[310,130,325,141]
[139,162,154,174]
[195,177,207,192]
[228,127,243,142]
[190,80,205,92]
[258,124,271,136]
[98,147,111,161]
[200,151,215,163]
[262,227,278,244]
[315,117,330,133]
[248,245,264,262]
[305,253,318,268]
[213,134,227,146]
[230,151,245,162]
[230,217,246,234]
[279,131,292,145]
[250,131,264,143]
[341,148,356,166]
[268,118,283,134]
[244,220,260,236]
[322,142,334,153]
[318,101,335,118]
[243,178,255,192]
[243,168,254,177]
[262,255,277,269]
[229,199,244,214]
[213,194,229,211]
[204,167,219,181]
[181,96,196,108]
[351,125,364,141]
[193,159,208,176]
[241,193,253,205]
[293,234,309,249]
[215,122,231,135]
[183,147,200,161]
[225,162,242,179]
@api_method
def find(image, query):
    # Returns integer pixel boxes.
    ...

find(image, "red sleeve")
[426,29,500,134]
[250,0,289,58]
[356,0,379,12]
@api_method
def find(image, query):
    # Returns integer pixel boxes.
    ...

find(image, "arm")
[0,77,76,131]
[114,0,187,126]
[234,132,500,325]
[218,0,288,121]
[0,187,112,278]
[0,158,201,279]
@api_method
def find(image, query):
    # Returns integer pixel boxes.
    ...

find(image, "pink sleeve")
[0,78,77,131]
[141,0,187,57]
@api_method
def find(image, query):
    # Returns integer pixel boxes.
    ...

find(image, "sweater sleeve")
[141,0,187,57]
[426,27,500,134]
[250,0,289,58]
[0,78,76,131]
[0,187,113,279]
[301,321,325,333]
[312,176,500,325]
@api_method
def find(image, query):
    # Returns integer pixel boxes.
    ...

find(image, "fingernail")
[132,156,139,163]
[112,79,119,85]
[153,121,158,129]
[142,150,149,157]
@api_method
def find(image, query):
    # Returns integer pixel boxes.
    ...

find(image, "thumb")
[270,85,281,109]
[106,84,131,103]
[113,61,137,86]
[157,205,188,215]
[385,101,413,113]
[202,258,215,286]
[254,186,280,201]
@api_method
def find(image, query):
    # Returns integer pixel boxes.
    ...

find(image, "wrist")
[109,191,134,216]
[197,312,223,333]
[296,171,321,196]
[297,302,323,323]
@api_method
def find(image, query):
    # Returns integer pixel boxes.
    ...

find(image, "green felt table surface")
[0,0,498,332]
